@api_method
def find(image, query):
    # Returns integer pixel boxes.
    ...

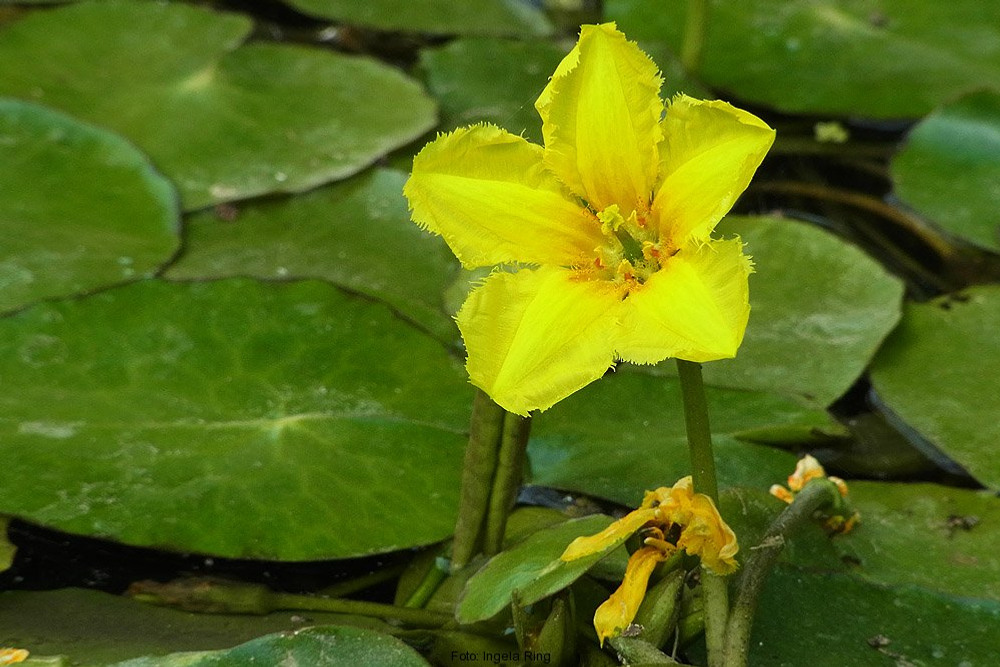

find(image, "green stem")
[721,480,844,667]
[451,389,507,571]
[483,412,532,556]
[675,359,718,501]
[680,0,709,74]
[270,592,453,627]
[675,359,725,667]
[402,557,449,609]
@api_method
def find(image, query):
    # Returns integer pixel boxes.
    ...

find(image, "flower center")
[589,204,673,292]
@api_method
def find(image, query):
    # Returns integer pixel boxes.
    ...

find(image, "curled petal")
[788,454,827,492]
[561,507,659,561]
[404,124,599,268]
[652,95,775,244]
[458,266,622,415]
[538,23,663,213]
[769,484,794,504]
[677,495,739,575]
[616,238,752,365]
[593,546,669,646]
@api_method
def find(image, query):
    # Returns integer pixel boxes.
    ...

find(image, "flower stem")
[680,0,709,74]
[675,359,726,666]
[675,359,718,502]
[451,389,507,571]
[721,480,844,667]
[483,412,532,556]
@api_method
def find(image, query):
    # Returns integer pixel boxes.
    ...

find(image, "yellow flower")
[560,476,738,645]
[770,455,858,534]
[404,23,775,416]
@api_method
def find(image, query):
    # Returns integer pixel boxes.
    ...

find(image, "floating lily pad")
[283,0,550,37]
[457,514,627,624]
[748,566,1000,666]
[836,482,1000,602]
[165,169,459,342]
[0,588,397,666]
[607,0,1000,117]
[869,285,1000,488]
[0,1,436,210]
[0,279,472,559]
[113,626,430,667]
[527,370,838,506]
[892,90,1000,252]
[0,99,178,314]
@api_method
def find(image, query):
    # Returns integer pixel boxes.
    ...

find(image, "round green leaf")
[0,99,178,313]
[283,0,551,37]
[892,90,1000,252]
[0,279,472,559]
[0,1,437,210]
[0,588,395,666]
[419,38,567,145]
[113,626,430,667]
[607,0,1000,117]
[166,169,459,343]
[456,514,626,624]
[527,369,837,506]
[710,216,903,406]
[835,482,1000,602]
[748,566,1000,667]
[870,285,1000,488]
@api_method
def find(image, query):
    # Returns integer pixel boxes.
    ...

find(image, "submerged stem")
[483,412,532,556]
[450,389,506,571]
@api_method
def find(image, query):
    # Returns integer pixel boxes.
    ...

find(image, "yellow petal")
[561,507,659,561]
[769,484,794,504]
[457,266,622,415]
[615,238,752,364]
[652,95,775,244]
[593,546,668,646]
[537,23,663,213]
[404,124,600,268]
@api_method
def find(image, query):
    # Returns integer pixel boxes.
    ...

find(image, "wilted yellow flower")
[770,455,858,533]
[404,23,774,416]
[561,477,737,645]
[0,648,28,665]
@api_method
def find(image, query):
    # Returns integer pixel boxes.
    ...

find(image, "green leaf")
[0,99,178,314]
[111,626,430,667]
[0,516,14,573]
[835,482,1000,602]
[419,38,567,145]
[0,279,472,559]
[638,217,903,406]
[607,0,1000,117]
[0,588,398,666]
[748,566,1000,666]
[283,0,551,37]
[870,286,1000,488]
[457,514,627,624]
[527,369,836,506]
[892,90,1000,252]
[165,169,459,343]
[0,1,436,210]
